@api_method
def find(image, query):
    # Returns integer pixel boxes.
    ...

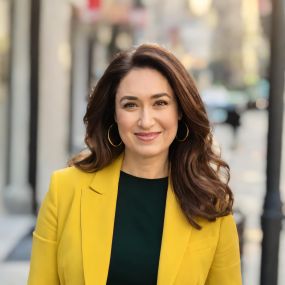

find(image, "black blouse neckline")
[120,170,168,183]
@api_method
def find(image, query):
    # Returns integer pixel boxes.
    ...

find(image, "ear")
[114,112,117,123]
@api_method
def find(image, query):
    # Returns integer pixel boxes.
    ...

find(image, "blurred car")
[246,79,269,110]
[201,86,248,126]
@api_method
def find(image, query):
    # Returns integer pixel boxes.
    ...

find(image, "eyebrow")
[119,93,171,103]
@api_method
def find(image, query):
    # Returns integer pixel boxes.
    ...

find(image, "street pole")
[260,0,285,284]
[29,0,41,213]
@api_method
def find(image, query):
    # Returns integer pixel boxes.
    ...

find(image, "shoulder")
[194,214,238,241]
[49,166,95,196]
[52,166,94,179]
[198,214,237,229]
[215,214,239,238]
[53,165,94,182]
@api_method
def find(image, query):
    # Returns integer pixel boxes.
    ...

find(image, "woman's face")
[115,67,180,160]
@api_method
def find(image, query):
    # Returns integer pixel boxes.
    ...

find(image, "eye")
[155,100,168,106]
[123,102,137,109]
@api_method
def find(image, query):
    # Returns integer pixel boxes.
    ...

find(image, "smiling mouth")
[134,132,161,141]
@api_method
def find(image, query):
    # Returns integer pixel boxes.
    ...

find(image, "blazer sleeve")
[27,172,60,285]
[205,214,243,285]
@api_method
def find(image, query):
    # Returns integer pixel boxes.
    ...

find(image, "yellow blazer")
[28,154,242,285]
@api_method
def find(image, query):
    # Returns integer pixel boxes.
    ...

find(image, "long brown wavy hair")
[70,43,233,229]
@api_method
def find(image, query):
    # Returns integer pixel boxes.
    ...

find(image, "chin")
[132,147,169,159]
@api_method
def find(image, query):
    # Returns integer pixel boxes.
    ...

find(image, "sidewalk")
[0,215,34,285]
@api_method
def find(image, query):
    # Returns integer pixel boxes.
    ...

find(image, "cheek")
[163,112,179,131]
[170,121,179,136]
[116,112,133,135]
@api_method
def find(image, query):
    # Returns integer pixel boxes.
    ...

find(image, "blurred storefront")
[0,0,11,212]
[1,0,150,209]
[0,0,270,211]
[2,0,42,213]
[1,1,284,284]
[69,0,147,154]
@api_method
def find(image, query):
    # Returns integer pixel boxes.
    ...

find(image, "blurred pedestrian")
[225,106,241,149]
[28,44,242,285]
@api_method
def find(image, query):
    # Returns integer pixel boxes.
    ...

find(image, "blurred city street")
[0,0,284,284]
[0,108,285,285]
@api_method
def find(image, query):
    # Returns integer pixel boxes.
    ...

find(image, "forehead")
[116,68,173,98]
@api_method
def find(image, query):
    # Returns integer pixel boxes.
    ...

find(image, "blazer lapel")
[81,154,123,285]
[157,182,192,285]
[81,153,191,285]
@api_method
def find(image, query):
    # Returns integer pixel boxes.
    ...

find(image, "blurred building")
[210,0,264,89]
[0,0,11,214]
[1,0,154,210]
[0,0,269,211]
[1,0,71,210]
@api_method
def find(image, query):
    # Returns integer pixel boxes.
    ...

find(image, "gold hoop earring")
[108,124,122,147]
[176,121,189,142]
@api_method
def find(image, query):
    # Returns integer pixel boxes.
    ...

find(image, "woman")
[28,44,242,285]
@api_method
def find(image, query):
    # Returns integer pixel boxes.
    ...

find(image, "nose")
[138,108,155,129]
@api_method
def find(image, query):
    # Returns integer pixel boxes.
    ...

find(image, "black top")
[106,171,168,285]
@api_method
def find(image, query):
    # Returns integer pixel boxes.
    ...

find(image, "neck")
[121,152,169,179]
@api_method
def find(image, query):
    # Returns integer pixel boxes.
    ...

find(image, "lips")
[134,132,161,142]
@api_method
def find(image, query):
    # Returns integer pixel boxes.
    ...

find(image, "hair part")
[69,43,234,229]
